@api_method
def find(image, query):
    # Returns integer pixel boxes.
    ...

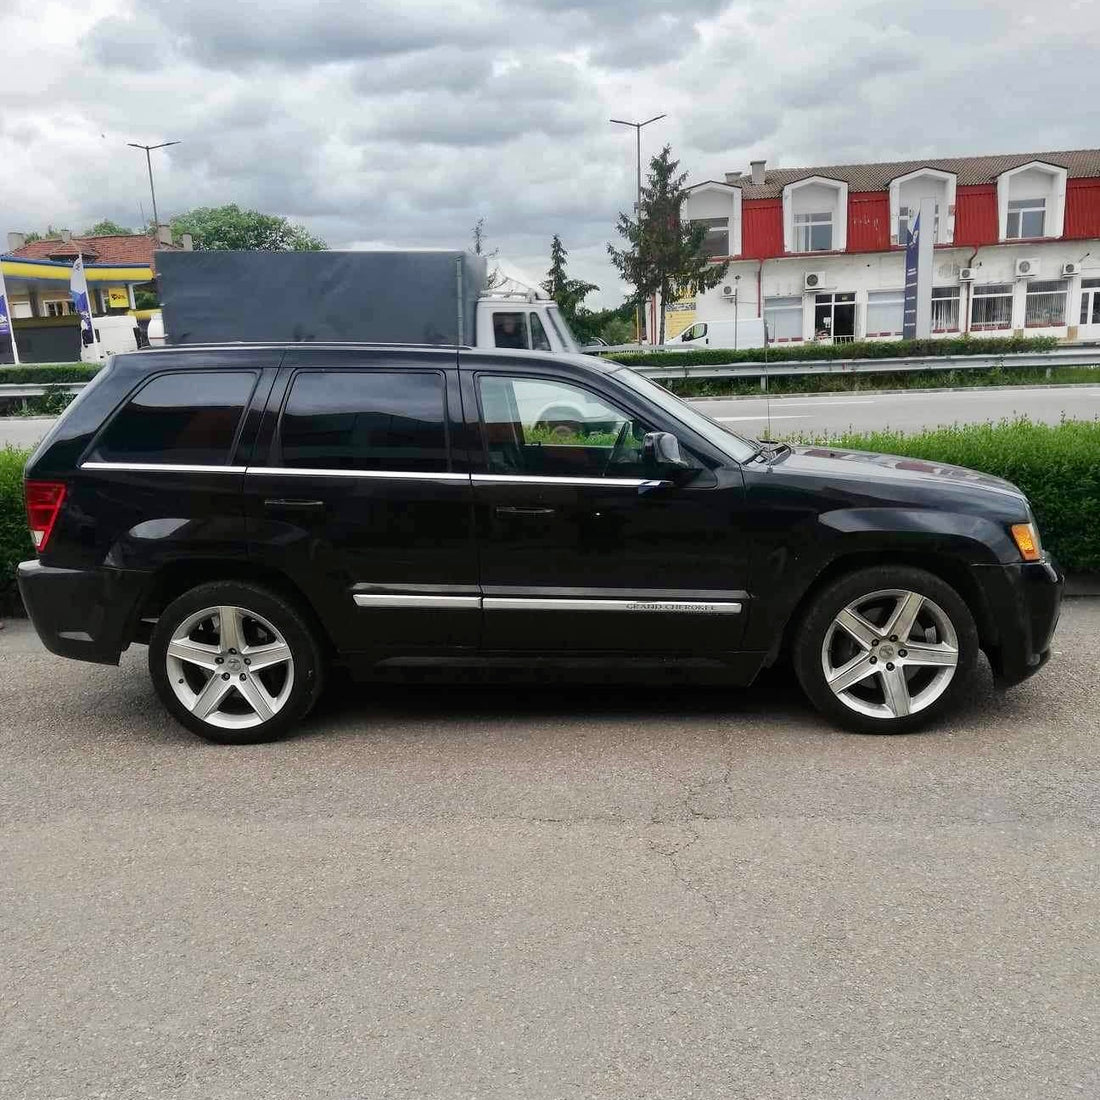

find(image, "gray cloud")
[4,0,1099,309]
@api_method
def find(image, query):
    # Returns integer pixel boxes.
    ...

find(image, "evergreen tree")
[541,235,598,327]
[608,145,730,344]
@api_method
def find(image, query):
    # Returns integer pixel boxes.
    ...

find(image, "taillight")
[24,480,67,552]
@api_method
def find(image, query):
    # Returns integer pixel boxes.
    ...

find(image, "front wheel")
[792,566,979,734]
[149,582,325,744]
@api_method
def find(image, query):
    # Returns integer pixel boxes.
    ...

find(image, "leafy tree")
[608,144,729,344]
[22,226,68,244]
[83,219,133,236]
[541,235,598,327]
[169,204,326,251]
[470,216,504,288]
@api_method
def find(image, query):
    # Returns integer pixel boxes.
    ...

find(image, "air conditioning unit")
[1062,261,1081,277]
[804,272,826,290]
[720,284,736,298]
[959,267,976,282]
[1015,257,1040,278]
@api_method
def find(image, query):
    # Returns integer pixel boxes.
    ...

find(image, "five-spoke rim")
[166,605,294,729]
[821,589,959,720]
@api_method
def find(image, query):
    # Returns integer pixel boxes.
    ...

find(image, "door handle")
[264,498,324,509]
[495,505,555,517]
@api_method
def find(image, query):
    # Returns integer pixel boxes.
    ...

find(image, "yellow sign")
[107,287,130,308]
[665,294,696,339]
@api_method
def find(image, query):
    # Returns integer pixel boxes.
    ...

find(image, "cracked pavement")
[2,601,1098,1099]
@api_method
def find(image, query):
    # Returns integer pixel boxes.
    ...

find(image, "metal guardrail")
[1,347,1098,399]
[597,347,1100,382]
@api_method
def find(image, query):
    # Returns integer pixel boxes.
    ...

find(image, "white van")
[675,317,767,350]
[81,315,141,362]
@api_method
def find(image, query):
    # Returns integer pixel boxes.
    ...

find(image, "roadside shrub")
[809,419,1100,573]
[0,447,32,615]
[608,335,1062,369]
[0,363,99,384]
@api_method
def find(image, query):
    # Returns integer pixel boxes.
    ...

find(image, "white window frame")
[888,167,956,246]
[1080,278,1100,327]
[1006,198,1047,240]
[792,211,833,253]
[1024,279,1068,328]
[763,296,803,343]
[782,176,848,254]
[970,283,1013,332]
[865,289,904,337]
[997,161,1067,242]
[683,182,742,259]
[931,286,961,333]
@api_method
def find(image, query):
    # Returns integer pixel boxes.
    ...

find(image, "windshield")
[611,367,759,463]
[545,305,580,353]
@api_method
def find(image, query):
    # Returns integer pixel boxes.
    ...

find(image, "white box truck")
[154,250,584,355]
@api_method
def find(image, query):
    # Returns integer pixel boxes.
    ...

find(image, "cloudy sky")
[2,0,1098,305]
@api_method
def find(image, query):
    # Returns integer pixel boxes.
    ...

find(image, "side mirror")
[642,431,693,479]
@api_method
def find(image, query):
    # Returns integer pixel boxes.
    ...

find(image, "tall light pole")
[610,114,665,344]
[127,141,180,231]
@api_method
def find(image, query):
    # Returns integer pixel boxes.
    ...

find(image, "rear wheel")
[793,566,978,734]
[149,582,324,744]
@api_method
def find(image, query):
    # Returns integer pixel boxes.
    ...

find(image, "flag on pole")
[70,255,96,347]
[0,262,18,364]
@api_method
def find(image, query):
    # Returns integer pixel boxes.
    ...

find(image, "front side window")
[865,290,904,337]
[478,375,653,479]
[693,217,730,259]
[279,371,448,472]
[91,371,256,465]
[763,296,803,342]
[793,212,832,252]
[1024,280,1068,327]
[681,323,708,342]
[493,312,528,350]
[1007,198,1046,239]
[971,283,1013,331]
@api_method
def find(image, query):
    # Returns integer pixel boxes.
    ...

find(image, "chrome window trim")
[81,462,248,474]
[354,594,481,609]
[247,467,470,482]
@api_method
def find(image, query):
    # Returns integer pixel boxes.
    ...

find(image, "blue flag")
[70,255,96,344]
[902,212,921,340]
[0,263,17,363]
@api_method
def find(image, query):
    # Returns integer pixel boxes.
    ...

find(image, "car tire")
[792,565,979,735]
[149,581,325,745]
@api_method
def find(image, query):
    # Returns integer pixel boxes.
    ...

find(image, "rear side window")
[278,371,448,473]
[90,371,256,465]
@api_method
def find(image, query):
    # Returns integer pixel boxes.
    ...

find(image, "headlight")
[1010,521,1042,562]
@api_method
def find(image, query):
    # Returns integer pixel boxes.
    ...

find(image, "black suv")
[19,344,1062,744]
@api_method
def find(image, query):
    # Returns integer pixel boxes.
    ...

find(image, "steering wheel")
[603,419,634,475]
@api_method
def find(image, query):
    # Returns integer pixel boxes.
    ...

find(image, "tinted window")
[493,312,528,349]
[478,375,654,479]
[279,371,448,472]
[91,370,256,465]
[529,312,552,351]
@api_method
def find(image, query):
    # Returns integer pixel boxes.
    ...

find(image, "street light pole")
[127,141,181,232]
[610,114,665,345]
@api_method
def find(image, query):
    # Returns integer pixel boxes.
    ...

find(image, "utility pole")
[610,114,665,344]
[127,141,180,232]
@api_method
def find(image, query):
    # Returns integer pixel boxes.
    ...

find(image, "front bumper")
[16,559,150,666]
[972,556,1064,687]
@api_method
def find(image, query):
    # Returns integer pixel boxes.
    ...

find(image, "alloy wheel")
[165,605,295,730]
[820,588,959,720]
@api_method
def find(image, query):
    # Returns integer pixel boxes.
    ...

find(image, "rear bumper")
[972,557,1064,687]
[16,559,150,666]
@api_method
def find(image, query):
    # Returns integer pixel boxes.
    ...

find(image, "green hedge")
[1,421,1096,614]
[0,363,100,384]
[812,419,1100,572]
[1,447,33,614]
[608,335,1061,368]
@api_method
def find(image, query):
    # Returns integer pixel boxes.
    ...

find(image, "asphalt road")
[2,385,1099,450]
[2,602,1097,1099]
[696,383,1100,438]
